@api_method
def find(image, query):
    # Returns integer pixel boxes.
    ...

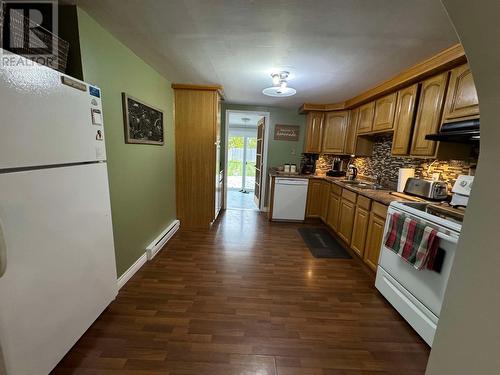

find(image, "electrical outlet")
[291,147,296,156]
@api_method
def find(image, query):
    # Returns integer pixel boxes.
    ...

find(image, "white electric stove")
[375,176,472,346]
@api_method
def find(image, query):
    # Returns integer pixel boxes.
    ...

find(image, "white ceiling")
[228,112,263,127]
[78,0,458,108]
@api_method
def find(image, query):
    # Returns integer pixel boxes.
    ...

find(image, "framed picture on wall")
[122,93,164,145]
[274,124,300,141]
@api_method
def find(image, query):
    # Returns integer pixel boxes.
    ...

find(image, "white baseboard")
[117,252,147,290]
[146,219,180,260]
[117,219,180,290]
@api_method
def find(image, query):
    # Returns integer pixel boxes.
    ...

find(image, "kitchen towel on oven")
[384,212,440,270]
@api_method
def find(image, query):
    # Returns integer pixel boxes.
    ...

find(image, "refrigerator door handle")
[0,218,6,278]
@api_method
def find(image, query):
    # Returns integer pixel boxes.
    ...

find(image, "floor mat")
[298,227,352,259]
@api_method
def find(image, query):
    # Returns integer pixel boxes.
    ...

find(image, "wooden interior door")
[254,117,265,208]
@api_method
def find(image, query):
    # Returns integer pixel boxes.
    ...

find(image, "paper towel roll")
[397,168,415,192]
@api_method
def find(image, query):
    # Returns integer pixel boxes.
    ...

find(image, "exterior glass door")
[227,135,256,192]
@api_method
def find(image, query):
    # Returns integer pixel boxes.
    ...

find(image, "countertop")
[269,170,409,206]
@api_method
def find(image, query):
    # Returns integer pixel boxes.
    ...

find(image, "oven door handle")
[436,231,459,244]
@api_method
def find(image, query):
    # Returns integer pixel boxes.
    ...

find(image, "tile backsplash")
[317,135,477,190]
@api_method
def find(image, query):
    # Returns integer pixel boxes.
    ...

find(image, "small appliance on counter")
[300,153,319,175]
[346,162,358,180]
[397,168,415,192]
[326,157,346,177]
[404,177,448,201]
[450,175,474,207]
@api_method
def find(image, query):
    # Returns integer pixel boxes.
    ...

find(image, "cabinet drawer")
[357,195,371,210]
[371,201,388,218]
[341,188,357,203]
[330,183,342,196]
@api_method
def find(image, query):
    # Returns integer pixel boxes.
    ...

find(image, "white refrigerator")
[0,52,118,374]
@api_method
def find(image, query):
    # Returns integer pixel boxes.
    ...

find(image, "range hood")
[425,119,480,143]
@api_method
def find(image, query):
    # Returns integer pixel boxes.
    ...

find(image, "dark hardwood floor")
[53,209,430,375]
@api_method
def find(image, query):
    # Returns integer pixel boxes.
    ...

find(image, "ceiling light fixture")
[263,71,297,97]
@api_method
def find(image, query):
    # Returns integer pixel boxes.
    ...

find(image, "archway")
[426,1,500,373]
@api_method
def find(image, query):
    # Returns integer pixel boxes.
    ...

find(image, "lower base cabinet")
[306,180,322,217]
[350,206,370,257]
[326,192,341,232]
[337,198,356,243]
[320,182,388,272]
[306,179,331,219]
[363,203,388,271]
[319,180,330,221]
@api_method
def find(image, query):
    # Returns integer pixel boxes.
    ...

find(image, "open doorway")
[224,110,270,211]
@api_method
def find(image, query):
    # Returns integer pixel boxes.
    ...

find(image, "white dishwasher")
[272,178,309,221]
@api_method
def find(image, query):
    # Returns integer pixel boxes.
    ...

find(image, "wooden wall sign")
[274,124,300,141]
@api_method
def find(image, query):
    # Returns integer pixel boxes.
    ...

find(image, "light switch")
[91,109,103,125]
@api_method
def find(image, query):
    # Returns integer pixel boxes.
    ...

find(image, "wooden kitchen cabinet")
[373,92,398,132]
[351,206,370,257]
[442,64,479,122]
[326,190,341,232]
[363,202,388,272]
[306,179,322,217]
[304,112,324,153]
[173,84,224,228]
[338,198,356,244]
[337,189,357,244]
[356,101,375,134]
[350,195,371,257]
[391,84,420,156]
[322,111,350,154]
[344,108,359,155]
[320,180,330,221]
[410,72,449,157]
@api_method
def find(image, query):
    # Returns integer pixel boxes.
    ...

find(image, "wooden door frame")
[224,110,270,211]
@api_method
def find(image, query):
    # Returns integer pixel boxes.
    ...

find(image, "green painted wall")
[77,9,176,276]
[221,103,306,203]
[222,103,306,167]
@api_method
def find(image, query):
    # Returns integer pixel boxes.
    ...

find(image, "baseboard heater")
[146,220,180,260]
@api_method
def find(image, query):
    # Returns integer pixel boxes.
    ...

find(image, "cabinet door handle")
[0,218,6,278]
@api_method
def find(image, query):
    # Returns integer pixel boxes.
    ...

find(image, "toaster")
[404,178,448,200]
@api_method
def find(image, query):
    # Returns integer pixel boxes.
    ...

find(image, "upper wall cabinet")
[410,72,449,157]
[344,108,359,155]
[304,111,324,153]
[322,111,350,154]
[373,92,398,132]
[391,84,419,156]
[442,64,479,123]
[356,101,375,134]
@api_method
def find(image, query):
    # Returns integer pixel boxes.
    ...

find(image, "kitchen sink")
[340,180,383,190]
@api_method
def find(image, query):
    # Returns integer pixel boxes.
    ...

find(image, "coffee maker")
[300,153,319,175]
[326,157,346,177]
